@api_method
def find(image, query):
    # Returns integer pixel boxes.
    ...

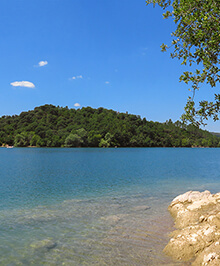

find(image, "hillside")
[211,132,220,138]
[0,104,219,147]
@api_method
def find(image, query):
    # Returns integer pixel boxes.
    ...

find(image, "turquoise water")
[1,148,220,265]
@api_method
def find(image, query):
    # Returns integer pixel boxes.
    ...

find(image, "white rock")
[203,252,219,265]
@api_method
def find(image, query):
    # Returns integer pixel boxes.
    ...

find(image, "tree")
[14,132,29,147]
[75,128,88,146]
[99,132,113,147]
[146,0,220,125]
[88,131,102,147]
[64,133,82,147]
[30,134,41,147]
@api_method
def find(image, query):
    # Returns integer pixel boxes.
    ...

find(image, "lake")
[1,147,220,265]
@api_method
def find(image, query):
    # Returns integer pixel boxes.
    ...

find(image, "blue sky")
[0,0,219,131]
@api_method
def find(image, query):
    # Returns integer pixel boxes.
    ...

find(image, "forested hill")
[0,104,219,148]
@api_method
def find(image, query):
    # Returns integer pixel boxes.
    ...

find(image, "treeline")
[0,104,219,147]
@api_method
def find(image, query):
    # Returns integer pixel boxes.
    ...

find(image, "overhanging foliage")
[146,0,220,125]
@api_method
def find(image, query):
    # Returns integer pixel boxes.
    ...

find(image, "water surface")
[1,148,220,265]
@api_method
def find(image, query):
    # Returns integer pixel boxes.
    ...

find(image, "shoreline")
[1,145,219,149]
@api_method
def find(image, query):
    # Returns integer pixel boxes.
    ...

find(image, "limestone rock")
[192,241,220,265]
[164,190,220,265]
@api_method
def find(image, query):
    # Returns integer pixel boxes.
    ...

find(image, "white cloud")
[10,81,35,88]
[74,103,80,107]
[38,61,48,67]
[105,81,110,84]
[71,75,83,80]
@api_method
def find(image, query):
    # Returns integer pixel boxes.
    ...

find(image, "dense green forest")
[0,104,219,148]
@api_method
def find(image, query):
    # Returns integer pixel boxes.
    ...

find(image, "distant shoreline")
[0,146,220,149]
[1,105,219,148]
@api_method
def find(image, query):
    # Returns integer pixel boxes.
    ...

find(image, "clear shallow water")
[1,147,220,265]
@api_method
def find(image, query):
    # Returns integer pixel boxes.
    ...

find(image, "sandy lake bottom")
[1,147,220,265]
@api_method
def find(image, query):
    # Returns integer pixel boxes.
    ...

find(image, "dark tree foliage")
[0,104,219,147]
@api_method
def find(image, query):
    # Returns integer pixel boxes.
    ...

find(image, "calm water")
[1,148,220,265]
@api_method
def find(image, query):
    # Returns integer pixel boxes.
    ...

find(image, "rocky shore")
[164,190,220,265]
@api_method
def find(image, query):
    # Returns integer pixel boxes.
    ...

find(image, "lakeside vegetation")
[0,104,219,148]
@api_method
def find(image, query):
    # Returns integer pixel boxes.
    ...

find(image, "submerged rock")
[101,214,127,224]
[131,205,150,212]
[30,239,57,251]
[164,190,220,265]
